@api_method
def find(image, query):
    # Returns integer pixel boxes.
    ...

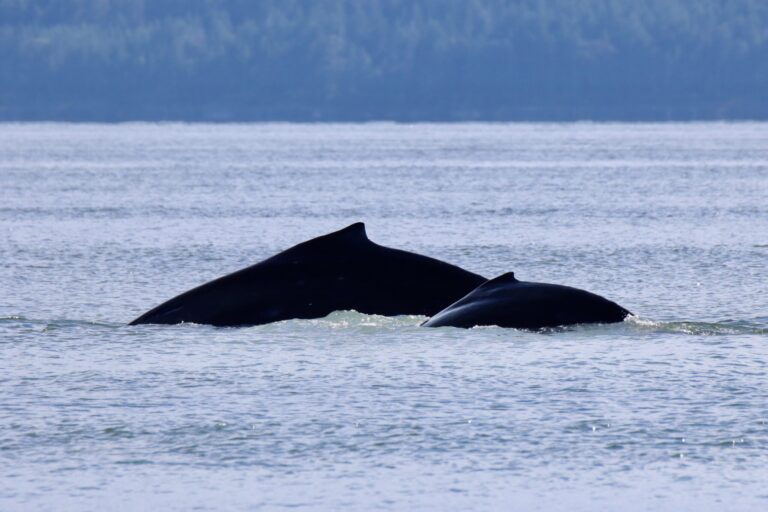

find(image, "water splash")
[265,310,426,332]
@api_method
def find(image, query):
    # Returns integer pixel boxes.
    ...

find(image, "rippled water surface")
[1,123,767,511]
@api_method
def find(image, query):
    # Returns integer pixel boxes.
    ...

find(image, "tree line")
[1,0,766,120]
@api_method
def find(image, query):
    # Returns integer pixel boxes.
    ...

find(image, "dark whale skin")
[130,223,486,327]
[423,272,631,330]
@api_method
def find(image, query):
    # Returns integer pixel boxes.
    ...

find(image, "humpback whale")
[130,223,486,326]
[423,272,630,329]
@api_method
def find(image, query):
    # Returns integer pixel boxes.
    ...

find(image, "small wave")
[0,315,122,330]
[625,316,767,336]
[0,315,24,322]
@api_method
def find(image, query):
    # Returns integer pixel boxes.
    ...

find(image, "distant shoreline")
[1,118,766,124]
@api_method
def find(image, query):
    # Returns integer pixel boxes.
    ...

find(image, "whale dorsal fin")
[265,222,370,264]
[307,222,369,248]
[338,222,367,238]
[486,272,519,285]
[330,222,368,241]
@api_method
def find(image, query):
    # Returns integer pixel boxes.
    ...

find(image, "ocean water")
[1,122,767,511]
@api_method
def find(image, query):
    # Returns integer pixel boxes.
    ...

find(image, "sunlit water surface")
[1,123,767,511]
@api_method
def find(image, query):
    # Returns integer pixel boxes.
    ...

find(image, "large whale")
[422,272,631,329]
[130,222,486,326]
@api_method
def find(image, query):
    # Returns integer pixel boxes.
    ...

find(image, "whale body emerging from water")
[130,223,486,327]
[423,272,631,329]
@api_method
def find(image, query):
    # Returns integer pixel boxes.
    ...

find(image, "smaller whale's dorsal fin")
[487,272,519,285]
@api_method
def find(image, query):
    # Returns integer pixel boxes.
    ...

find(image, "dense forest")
[1,0,766,120]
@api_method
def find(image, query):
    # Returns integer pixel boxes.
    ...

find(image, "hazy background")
[1,0,767,121]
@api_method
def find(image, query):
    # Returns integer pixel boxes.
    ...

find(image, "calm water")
[1,123,767,511]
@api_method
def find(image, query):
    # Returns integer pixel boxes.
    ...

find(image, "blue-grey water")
[1,123,767,511]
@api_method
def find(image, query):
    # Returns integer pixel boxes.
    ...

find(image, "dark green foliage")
[1,0,766,120]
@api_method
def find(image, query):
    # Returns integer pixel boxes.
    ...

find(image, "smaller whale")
[422,272,631,330]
